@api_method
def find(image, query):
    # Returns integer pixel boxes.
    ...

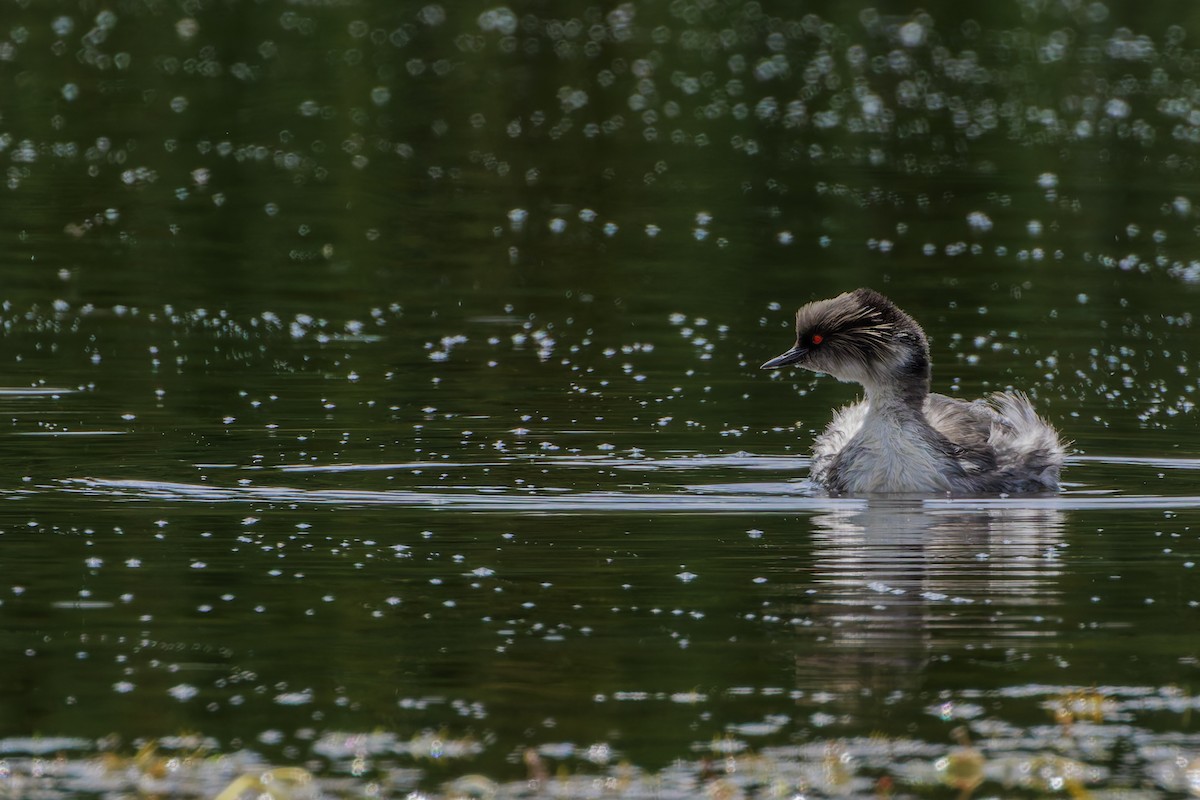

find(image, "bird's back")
[959,391,1064,492]
[811,391,1065,494]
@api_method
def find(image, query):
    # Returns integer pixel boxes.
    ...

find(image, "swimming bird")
[761,288,1065,494]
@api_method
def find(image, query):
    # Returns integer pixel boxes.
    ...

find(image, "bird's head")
[761,288,930,397]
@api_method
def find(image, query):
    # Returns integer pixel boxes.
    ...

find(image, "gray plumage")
[761,288,1066,495]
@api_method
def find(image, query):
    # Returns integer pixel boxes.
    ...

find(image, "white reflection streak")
[48,478,1200,512]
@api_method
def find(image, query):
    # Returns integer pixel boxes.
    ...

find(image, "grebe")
[761,288,1065,494]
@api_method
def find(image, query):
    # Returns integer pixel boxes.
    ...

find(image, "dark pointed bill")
[760,346,807,370]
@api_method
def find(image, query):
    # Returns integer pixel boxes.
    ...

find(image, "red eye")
[811,333,824,345]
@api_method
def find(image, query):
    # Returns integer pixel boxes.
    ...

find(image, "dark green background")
[0,1,1196,795]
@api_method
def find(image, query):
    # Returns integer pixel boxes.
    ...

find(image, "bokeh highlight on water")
[1,1,1198,797]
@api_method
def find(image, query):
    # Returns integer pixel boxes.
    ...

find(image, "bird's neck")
[862,373,930,418]
[860,342,932,415]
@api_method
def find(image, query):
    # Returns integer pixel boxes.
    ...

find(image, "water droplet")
[898,21,925,47]
[967,211,993,233]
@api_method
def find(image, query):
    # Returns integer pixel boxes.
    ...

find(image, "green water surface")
[0,1,1198,797]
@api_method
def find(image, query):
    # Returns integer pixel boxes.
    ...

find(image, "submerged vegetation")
[0,684,1197,797]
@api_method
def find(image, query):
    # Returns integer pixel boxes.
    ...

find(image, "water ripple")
[273,453,811,473]
[50,477,1200,513]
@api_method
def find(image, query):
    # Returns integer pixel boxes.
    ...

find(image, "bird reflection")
[790,499,1066,694]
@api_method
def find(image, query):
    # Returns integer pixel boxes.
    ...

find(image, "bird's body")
[761,288,1065,495]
